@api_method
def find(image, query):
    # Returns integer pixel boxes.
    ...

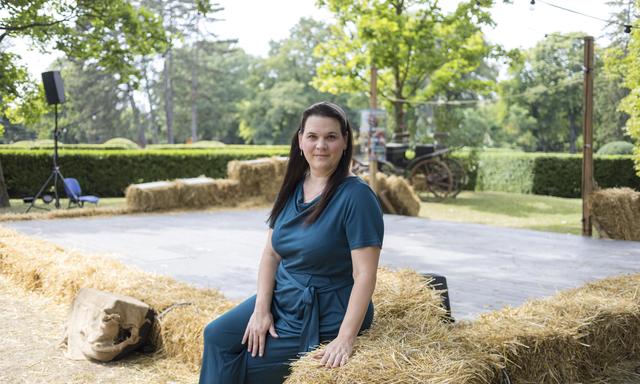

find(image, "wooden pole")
[369,65,379,194]
[581,36,594,237]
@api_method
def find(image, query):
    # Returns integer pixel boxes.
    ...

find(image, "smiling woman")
[298,115,348,202]
[199,102,384,384]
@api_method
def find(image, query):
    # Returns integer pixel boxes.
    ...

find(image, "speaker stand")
[26,104,65,213]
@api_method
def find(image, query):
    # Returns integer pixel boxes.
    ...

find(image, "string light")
[532,0,635,34]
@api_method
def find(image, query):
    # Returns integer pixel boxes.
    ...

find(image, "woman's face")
[298,115,348,176]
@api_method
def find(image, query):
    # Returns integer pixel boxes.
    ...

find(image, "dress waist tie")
[277,263,353,353]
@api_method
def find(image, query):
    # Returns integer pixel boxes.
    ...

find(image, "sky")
[9,0,621,79]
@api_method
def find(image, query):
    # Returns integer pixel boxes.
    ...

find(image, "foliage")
[169,40,252,143]
[24,58,136,143]
[313,0,512,139]
[103,137,140,149]
[465,152,640,197]
[596,141,635,155]
[498,33,586,152]
[238,18,356,144]
[617,0,640,176]
[0,0,168,117]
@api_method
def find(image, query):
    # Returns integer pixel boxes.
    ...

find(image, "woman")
[200,101,384,384]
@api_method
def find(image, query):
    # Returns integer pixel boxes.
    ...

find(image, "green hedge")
[0,142,290,151]
[455,151,640,197]
[4,148,638,199]
[1,148,288,197]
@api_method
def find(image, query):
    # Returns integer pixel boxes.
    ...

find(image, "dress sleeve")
[344,183,384,250]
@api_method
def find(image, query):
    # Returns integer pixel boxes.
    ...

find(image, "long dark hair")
[268,101,354,227]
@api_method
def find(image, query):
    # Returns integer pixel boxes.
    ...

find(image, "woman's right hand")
[242,310,279,357]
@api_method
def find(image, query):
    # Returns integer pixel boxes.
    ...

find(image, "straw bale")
[385,175,421,216]
[285,269,502,384]
[363,173,421,216]
[227,158,280,200]
[270,156,289,180]
[0,226,235,370]
[589,188,640,241]
[176,177,240,208]
[125,181,182,212]
[457,273,640,383]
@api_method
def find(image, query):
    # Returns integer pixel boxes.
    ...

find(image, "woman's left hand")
[312,335,354,368]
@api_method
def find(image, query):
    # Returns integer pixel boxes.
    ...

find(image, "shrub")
[102,137,140,149]
[596,141,635,155]
[453,150,640,198]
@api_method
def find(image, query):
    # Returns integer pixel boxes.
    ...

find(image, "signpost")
[581,36,594,237]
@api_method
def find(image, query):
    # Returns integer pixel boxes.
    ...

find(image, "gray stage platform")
[5,209,639,320]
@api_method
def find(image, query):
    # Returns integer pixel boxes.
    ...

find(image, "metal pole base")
[25,166,66,213]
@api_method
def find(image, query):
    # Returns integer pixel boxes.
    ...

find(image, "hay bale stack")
[458,273,640,383]
[286,269,501,384]
[385,175,421,216]
[270,156,289,180]
[363,174,421,216]
[176,177,240,208]
[228,158,280,201]
[125,181,181,212]
[0,226,235,369]
[589,188,640,241]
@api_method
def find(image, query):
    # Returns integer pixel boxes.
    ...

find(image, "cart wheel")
[409,158,453,198]
[442,158,466,198]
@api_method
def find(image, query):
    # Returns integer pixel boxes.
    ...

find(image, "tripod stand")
[26,104,66,213]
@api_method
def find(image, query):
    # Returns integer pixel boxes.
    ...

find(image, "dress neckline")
[296,175,359,210]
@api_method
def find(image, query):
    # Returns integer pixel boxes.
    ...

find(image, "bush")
[596,141,635,155]
[102,137,139,149]
[453,150,640,197]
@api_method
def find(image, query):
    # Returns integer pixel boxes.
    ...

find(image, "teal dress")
[199,176,384,384]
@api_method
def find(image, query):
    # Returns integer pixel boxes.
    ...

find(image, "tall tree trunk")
[568,107,578,154]
[0,160,9,207]
[142,63,159,144]
[163,48,174,144]
[190,43,199,143]
[392,99,406,141]
[128,85,146,148]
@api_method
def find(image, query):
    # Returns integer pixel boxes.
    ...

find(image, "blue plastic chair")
[63,178,99,208]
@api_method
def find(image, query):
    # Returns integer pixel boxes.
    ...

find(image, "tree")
[499,33,587,152]
[140,0,224,144]
[313,0,508,140]
[171,41,251,143]
[0,0,167,110]
[239,18,356,144]
[617,1,640,175]
[0,0,167,206]
[499,31,632,153]
[598,0,636,149]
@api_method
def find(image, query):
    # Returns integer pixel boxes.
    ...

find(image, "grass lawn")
[418,191,591,236]
[1,197,127,215]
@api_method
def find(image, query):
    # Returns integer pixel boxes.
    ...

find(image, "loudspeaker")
[421,272,454,323]
[41,71,65,105]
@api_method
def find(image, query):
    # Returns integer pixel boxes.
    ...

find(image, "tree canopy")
[312,0,512,139]
[0,0,168,115]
